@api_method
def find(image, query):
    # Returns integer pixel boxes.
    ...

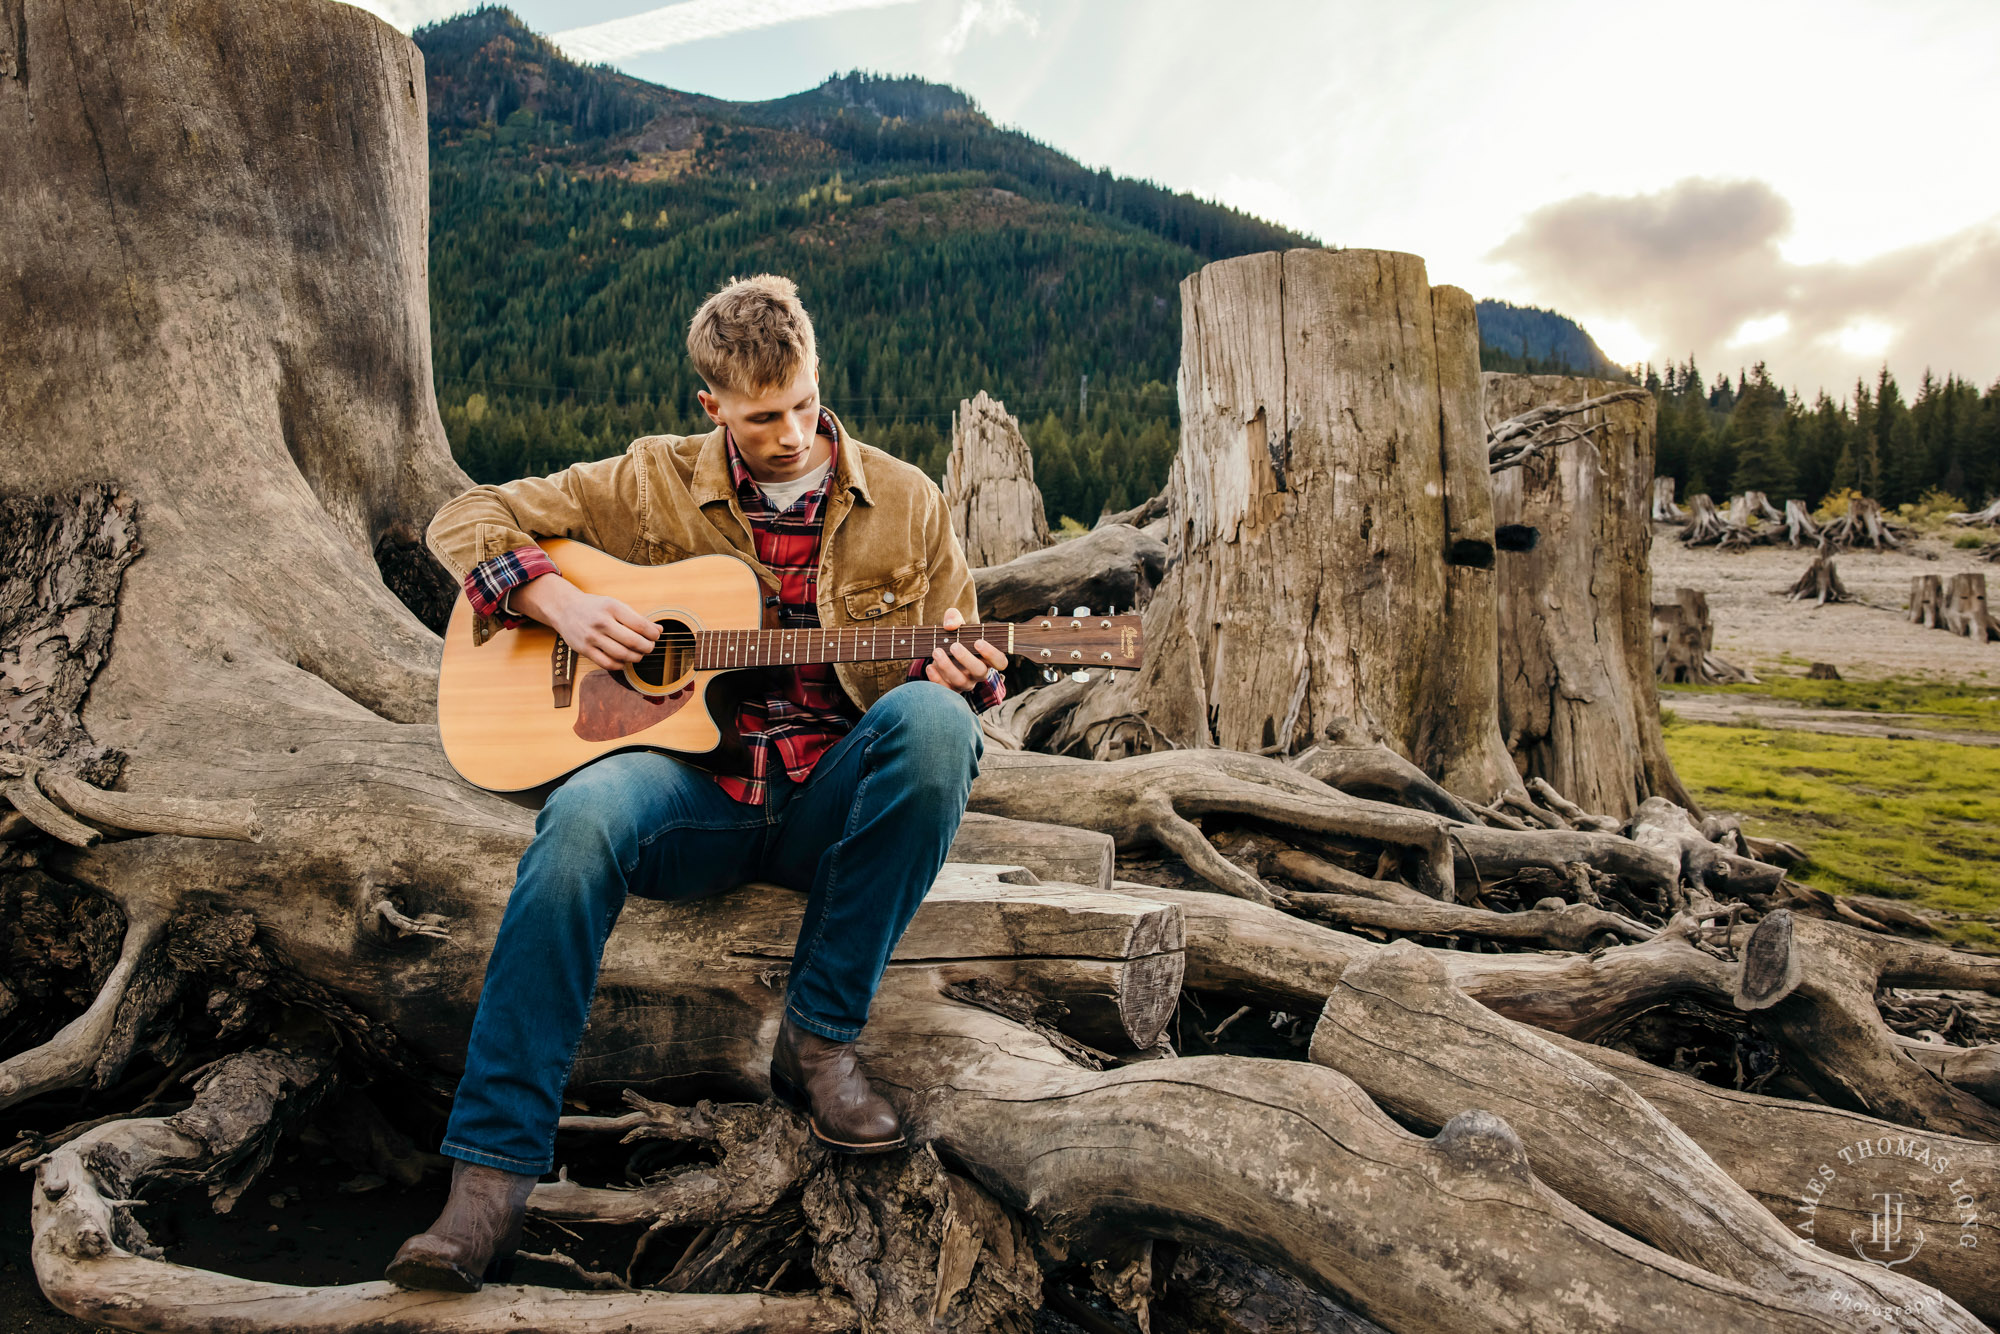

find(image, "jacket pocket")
[839,563,929,623]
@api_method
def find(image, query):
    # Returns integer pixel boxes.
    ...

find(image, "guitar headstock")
[1004,606,1144,678]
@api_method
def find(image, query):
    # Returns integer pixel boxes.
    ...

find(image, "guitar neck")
[691,623,1015,670]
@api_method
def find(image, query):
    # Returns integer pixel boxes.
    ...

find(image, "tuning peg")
[1071,606,1089,617]
[1048,606,1058,617]
[1069,669,1092,683]
[1041,666,1061,683]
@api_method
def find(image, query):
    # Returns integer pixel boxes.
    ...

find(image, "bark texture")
[1126,251,1516,799]
[941,391,1051,568]
[1484,373,1691,817]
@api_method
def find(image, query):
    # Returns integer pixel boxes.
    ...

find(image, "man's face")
[697,362,826,485]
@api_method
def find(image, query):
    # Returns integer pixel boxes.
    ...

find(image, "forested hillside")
[1651,359,2000,512]
[418,7,1614,521]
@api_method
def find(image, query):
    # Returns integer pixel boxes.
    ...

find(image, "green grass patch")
[1660,674,2000,731]
[1662,720,2000,947]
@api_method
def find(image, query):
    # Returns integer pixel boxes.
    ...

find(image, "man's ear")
[696,388,721,424]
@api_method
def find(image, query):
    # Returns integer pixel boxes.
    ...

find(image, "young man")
[388,275,1007,1292]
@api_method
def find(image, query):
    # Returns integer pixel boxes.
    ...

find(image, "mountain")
[1473,299,1623,379]
[414,8,1617,522]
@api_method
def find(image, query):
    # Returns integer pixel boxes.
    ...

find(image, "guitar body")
[438,541,762,793]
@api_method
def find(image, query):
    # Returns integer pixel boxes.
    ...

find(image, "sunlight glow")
[1727,312,1792,347]
[1585,316,1655,367]
[1834,318,1897,358]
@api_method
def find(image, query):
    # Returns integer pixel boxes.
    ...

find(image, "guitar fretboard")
[690,624,1012,670]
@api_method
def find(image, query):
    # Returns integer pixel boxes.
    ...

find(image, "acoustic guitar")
[437,538,1145,793]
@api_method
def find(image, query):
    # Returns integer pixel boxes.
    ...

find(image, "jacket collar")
[689,407,872,508]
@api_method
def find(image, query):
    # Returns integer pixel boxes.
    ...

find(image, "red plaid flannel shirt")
[462,409,1003,804]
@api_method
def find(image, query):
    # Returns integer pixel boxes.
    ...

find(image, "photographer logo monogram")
[1792,1134,1981,1267]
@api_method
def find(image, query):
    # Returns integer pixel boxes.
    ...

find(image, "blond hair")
[686,274,818,396]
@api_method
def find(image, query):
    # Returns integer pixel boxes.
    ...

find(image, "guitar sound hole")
[632,617,697,690]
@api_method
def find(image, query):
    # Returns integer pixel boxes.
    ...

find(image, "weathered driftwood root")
[1485,387,1649,473]
[1822,496,1907,550]
[971,749,1460,907]
[1628,796,1788,903]
[1726,491,1787,528]
[1560,1033,1999,1320]
[1,752,260,847]
[971,522,1167,620]
[947,812,1114,891]
[1782,498,1821,546]
[1279,889,1651,950]
[1155,887,2000,1136]
[1309,944,1982,1331]
[1679,494,1752,547]
[869,991,1899,1333]
[39,1049,847,1333]
[0,900,169,1110]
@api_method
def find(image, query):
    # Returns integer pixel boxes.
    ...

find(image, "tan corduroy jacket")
[425,411,980,714]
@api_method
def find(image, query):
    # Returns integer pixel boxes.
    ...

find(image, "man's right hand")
[512,574,659,671]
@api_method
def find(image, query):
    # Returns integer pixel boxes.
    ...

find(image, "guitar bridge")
[552,637,576,708]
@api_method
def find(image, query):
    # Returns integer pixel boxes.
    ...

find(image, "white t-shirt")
[756,457,833,512]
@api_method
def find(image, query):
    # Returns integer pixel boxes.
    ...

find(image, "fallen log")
[1308,944,1980,1331]
[948,813,1115,891]
[971,522,1166,621]
[874,992,1887,1334]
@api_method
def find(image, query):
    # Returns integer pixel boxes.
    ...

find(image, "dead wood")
[947,812,1115,891]
[1678,494,1751,547]
[1651,476,1686,523]
[873,992,1888,1334]
[1821,496,1907,550]
[1484,387,1650,473]
[1785,535,1853,606]
[1942,572,1999,642]
[1280,892,1651,949]
[1096,488,1171,533]
[1308,944,1979,1331]
[971,522,1166,621]
[1949,497,2000,526]
[1113,254,1517,800]
[1485,373,1694,817]
[1288,730,1479,824]
[942,391,1051,567]
[1911,573,1947,628]
[1653,588,1757,685]
[1781,498,1820,546]
[1725,491,1786,527]
[969,749,1460,906]
[1554,1034,1999,1320]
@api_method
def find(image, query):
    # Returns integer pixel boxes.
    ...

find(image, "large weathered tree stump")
[1942,572,1997,643]
[1911,574,1946,628]
[1652,588,1755,685]
[941,391,1051,568]
[1113,250,1516,799]
[1650,476,1685,522]
[1484,373,1692,817]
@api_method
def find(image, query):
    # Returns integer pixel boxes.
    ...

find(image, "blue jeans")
[441,680,983,1174]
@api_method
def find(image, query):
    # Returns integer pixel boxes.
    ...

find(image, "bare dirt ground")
[1650,525,1999,682]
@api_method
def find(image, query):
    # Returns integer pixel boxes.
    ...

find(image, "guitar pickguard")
[573,669,695,742]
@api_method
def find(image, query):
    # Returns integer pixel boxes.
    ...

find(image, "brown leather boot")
[384,1159,539,1291]
[769,1012,905,1154]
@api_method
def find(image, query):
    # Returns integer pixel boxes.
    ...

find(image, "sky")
[347,0,2000,399]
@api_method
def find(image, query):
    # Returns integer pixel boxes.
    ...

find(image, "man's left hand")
[926,607,1008,692]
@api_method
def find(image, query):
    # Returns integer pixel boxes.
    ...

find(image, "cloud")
[552,0,920,63]
[938,0,1038,58]
[1491,177,2000,393]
